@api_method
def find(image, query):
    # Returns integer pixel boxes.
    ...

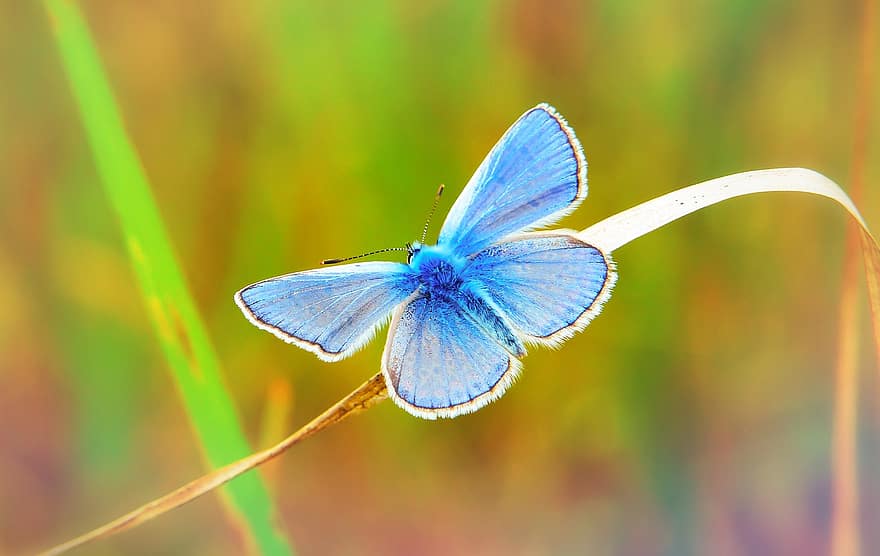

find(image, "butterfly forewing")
[438,104,587,257]
[236,262,418,361]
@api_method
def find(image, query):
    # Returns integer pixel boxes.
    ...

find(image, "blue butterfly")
[235,103,616,419]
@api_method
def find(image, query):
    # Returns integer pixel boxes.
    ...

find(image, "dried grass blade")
[580,166,880,370]
[39,374,387,556]
[579,167,880,339]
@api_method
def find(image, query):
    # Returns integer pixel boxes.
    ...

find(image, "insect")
[235,103,616,419]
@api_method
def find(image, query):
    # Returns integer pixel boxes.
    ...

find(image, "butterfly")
[235,103,616,419]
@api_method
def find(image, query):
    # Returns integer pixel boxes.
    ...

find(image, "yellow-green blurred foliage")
[2,1,879,554]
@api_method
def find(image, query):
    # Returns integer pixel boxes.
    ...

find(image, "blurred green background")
[2,1,879,554]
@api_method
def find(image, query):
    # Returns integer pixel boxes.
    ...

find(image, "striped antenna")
[322,184,445,265]
[321,246,409,265]
[420,184,445,244]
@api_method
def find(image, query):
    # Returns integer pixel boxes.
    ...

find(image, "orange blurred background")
[1,1,878,554]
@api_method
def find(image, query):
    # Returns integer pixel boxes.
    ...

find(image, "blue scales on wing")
[382,295,522,419]
[463,233,616,344]
[438,104,587,257]
[234,103,617,420]
[235,262,418,361]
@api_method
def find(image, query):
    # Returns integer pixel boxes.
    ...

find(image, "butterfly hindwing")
[463,233,615,344]
[438,103,587,257]
[382,294,522,419]
[236,262,418,361]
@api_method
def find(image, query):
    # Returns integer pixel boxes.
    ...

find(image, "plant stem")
[39,373,388,556]
[831,0,874,554]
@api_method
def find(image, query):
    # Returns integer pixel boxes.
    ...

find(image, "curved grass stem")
[580,166,880,370]
[39,373,388,556]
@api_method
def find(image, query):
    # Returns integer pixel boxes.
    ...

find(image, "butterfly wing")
[463,232,616,345]
[235,262,418,362]
[438,103,587,256]
[382,295,522,419]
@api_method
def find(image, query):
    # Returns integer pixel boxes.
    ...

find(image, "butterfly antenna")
[323,184,443,265]
[420,184,445,244]
[321,246,408,265]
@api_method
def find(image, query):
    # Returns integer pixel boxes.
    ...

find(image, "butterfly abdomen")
[457,286,525,357]
[409,243,525,357]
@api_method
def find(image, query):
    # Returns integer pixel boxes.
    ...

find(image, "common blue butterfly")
[235,103,616,419]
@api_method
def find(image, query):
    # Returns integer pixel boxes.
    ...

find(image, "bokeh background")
[2,1,879,554]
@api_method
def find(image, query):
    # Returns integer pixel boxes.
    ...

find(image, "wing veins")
[452,312,500,396]
[275,280,390,318]
[313,284,378,347]
[254,274,394,303]
[451,118,569,243]
[335,289,401,349]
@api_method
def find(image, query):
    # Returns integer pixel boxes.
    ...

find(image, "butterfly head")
[405,241,422,264]
[407,242,467,293]
[407,242,450,270]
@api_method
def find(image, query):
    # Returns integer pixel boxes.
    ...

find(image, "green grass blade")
[45,1,293,553]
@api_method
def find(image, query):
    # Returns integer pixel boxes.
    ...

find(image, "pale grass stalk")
[39,373,388,556]
[832,233,861,556]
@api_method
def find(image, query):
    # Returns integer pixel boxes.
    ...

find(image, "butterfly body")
[410,242,527,358]
[407,242,465,297]
[236,103,617,419]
